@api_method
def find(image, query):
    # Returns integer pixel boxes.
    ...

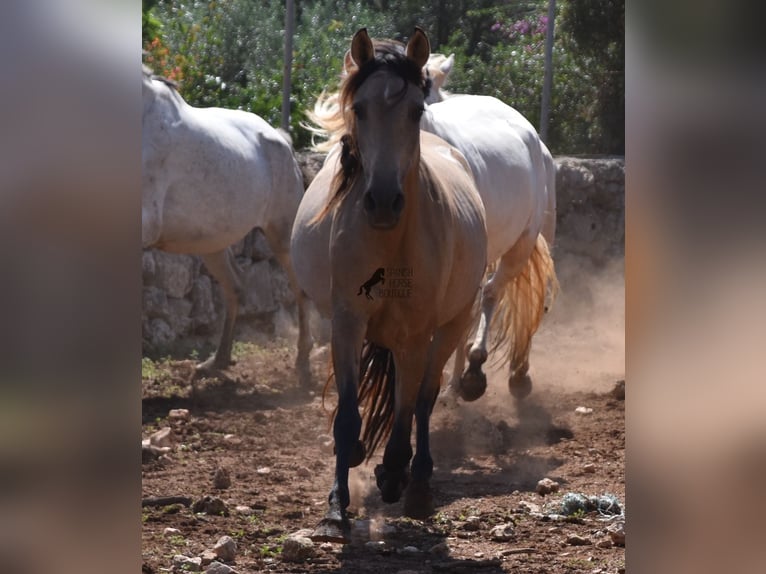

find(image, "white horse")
[309,52,557,401]
[142,66,311,383]
[418,53,559,401]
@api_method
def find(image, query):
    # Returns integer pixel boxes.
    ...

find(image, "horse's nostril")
[363,192,376,213]
[392,193,405,215]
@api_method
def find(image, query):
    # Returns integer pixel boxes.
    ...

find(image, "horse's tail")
[357,342,396,460]
[491,233,559,371]
[321,342,396,461]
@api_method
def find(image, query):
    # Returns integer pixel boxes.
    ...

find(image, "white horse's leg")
[197,248,242,372]
[264,221,314,387]
[459,233,537,401]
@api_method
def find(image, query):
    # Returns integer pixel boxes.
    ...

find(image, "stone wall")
[142,154,624,354]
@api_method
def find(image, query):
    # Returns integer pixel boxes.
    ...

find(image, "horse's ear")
[406,27,430,70]
[441,53,455,76]
[350,28,374,68]
[342,49,357,76]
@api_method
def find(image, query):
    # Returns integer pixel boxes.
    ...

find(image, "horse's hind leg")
[460,233,536,401]
[197,248,242,372]
[406,300,477,519]
[263,221,313,387]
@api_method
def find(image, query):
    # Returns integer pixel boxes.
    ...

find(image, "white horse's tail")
[491,233,559,370]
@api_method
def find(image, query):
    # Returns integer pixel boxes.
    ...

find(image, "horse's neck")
[146,82,186,122]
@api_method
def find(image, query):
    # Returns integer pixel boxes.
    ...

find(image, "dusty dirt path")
[142,255,624,574]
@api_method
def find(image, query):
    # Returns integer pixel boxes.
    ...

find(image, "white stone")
[536,478,560,495]
[575,406,593,415]
[172,555,202,572]
[214,535,237,562]
[281,535,315,563]
[150,427,173,448]
[489,522,515,542]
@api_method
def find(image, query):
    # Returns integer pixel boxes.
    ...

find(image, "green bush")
[143,0,623,154]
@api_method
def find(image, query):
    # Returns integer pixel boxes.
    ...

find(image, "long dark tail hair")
[323,341,396,461]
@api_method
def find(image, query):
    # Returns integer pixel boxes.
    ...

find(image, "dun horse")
[142,66,311,382]
[291,28,487,542]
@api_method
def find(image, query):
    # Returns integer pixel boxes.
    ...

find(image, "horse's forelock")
[312,38,429,224]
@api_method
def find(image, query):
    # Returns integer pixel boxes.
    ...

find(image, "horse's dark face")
[349,29,430,230]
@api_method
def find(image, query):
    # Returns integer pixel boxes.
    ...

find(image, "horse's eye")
[352,104,366,121]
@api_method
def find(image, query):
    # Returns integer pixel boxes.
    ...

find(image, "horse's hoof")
[467,346,488,365]
[403,480,434,519]
[332,440,366,467]
[311,517,351,543]
[375,464,408,504]
[459,368,487,402]
[509,372,532,399]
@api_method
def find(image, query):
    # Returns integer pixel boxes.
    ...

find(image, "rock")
[256,466,271,475]
[489,523,515,542]
[281,534,315,563]
[566,534,591,546]
[142,442,171,462]
[154,251,196,299]
[168,409,190,421]
[205,561,238,574]
[213,467,231,490]
[461,515,482,531]
[536,478,560,495]
[192,496,229,516]
[596,538,613,549]
[319,542,334,552]
[296,466,312,478]
[150,427,173,448]
[365,540,386,551]
[612,380,625,400]
[575,406,593,415]
[518,500,542,514]
[429,541,450,558]
[234,505,253,516]
[240,261,277,316]
[582,463,596,473]
[145,317,175,348]
[608,521,625,546]
[143,286,170,319]
[172,555,202,572]
[200,550,217,566]
[213,535,237,562]
[163,527,181,536]
[400,546,420,554]
[143,251,157,283]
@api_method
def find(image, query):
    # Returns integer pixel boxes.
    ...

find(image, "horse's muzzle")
[363,190,405,230]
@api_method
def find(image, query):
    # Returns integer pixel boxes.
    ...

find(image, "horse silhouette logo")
[357,267,385,300]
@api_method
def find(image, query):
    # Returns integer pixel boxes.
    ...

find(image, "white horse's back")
[422,95,550,261]
[142,76,303,254]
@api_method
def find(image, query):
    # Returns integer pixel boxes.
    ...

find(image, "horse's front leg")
[311,311,365,543]
[375,343,428,505]
[407,301,477,518]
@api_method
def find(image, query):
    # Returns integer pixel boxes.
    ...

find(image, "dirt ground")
[142,255,625,574]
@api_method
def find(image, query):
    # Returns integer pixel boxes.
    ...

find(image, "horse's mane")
[310,39,430,223]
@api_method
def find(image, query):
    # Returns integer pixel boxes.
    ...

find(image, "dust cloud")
[528,252,625,394]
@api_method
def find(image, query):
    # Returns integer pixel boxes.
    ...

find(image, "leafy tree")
[141,0,624,154]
